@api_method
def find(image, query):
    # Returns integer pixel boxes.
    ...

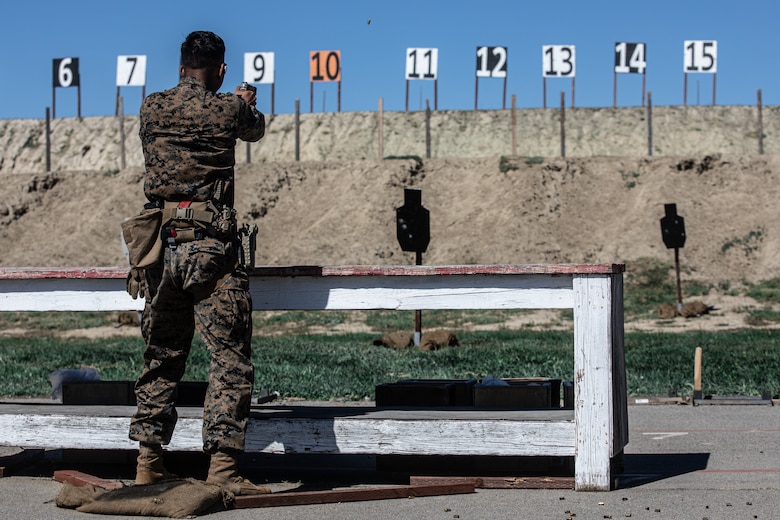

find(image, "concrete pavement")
[1,404,777,519]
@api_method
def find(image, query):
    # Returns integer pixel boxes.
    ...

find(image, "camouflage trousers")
[128,237,254,455]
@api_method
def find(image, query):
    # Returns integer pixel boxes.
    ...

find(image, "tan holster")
[121,208,163,268]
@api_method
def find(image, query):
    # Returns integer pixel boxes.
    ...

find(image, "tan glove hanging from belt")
[126,267,147,300]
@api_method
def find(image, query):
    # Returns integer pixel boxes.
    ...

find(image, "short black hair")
[180,31,225,69]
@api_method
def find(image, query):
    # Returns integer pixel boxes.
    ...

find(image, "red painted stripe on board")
[0,263,625,280]
[696,469,780,473]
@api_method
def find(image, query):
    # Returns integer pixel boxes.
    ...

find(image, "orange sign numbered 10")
[310,50,341,82]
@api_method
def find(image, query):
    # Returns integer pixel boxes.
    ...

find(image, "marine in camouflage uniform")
[127,31,268,494]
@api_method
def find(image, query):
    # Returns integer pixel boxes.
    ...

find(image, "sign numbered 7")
[684,40,717,73]
[116,55,147,87]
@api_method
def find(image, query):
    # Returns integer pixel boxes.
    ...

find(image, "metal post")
[45,107,51,172]
[118,97,126,170]
[425,99,431,159]
[414,250,422,347]
[560,92,566,158]
[647,91,653,157]
[474,76,479,111]
[674,247,683,315]
[294,98,300,162]
[758,88,764,155]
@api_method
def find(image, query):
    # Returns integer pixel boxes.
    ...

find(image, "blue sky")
[0,0,776,119]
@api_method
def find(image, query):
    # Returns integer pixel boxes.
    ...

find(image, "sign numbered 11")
[406,48,438,80]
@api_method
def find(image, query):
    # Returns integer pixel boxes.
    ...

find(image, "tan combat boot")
[205,451,271,495]
[135,443,178,485]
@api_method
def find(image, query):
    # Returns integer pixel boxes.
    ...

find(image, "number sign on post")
[309,50,341,113]
[405,48,439,111]
[474,46,508,110]
[613,42,647,107]
[115,55,147,116]
[52,57,81,119]
[542,45,576,108]
[244,52,275,115]
[683,40,717,106]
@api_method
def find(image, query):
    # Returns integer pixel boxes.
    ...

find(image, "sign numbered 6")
[684,40,717,73]
[310,50,341,82]
[476,46,507,78]
[543,45,576,77]
[406,48,438,80]
[245,52,275,84]
[53,57,80,88]
[116,55,146,87]
[614,42,646,74]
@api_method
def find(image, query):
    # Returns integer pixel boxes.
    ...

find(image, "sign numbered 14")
[614,42,646,74]
[684,40,717,73]
[116,55,146,87]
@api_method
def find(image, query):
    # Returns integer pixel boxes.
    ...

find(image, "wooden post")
[757,88,764,155]
[511,94,517,156]
[425,99,431,159]
[647,91,653,156]
[294,99,300,162]
[118,97,126,170]
[560,92,566,158]
[45,107,51,172]
[378,97,384,160]
[693,346,703,400]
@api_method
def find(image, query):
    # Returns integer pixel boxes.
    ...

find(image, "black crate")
[375,379,476,407]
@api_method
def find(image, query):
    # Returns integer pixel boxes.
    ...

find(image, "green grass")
[0,329,777,400]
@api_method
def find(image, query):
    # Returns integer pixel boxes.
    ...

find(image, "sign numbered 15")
[684,40,717,73]
[244,52,275,84]
[476,46,507,78]
[614,42,646,74]
[543,45,576,77]
[116,55,146,87]
[406,48,438,80]
[53,57,80,88]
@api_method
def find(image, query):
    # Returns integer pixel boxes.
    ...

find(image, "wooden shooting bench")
[0,264,627,491]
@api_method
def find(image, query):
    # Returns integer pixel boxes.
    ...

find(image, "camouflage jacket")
[140,76,265,206]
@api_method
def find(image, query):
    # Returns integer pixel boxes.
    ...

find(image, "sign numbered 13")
[53,57,80,88]
[614,42,646,74]
[116,55,146,87]
[244,52,275,84]
[543,45,575,77]
[406,48,438,80]
[476,46,507,78]
[684,40,717,73]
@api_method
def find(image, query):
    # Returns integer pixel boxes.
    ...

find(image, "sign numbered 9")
[476,46,507,78]
[406,48,438,80]
[244,52,275,84]
[614,42,646,74]
[543,45,575,77]
[684,40,717,73]
[116,55,147,87]
[53,57,80,88]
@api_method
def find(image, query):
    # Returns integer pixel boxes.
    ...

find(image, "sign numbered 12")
[406,48,438,80]
[543,45,576,77]
[476,46,507,78]
[116,55,146,87]
[684,40,717,73]
[53,57,80,88]
[614,42,646,74]
[310,50,341,82]
[245,52,275,84]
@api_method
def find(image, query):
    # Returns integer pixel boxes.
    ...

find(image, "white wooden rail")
[0,264,627,491]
